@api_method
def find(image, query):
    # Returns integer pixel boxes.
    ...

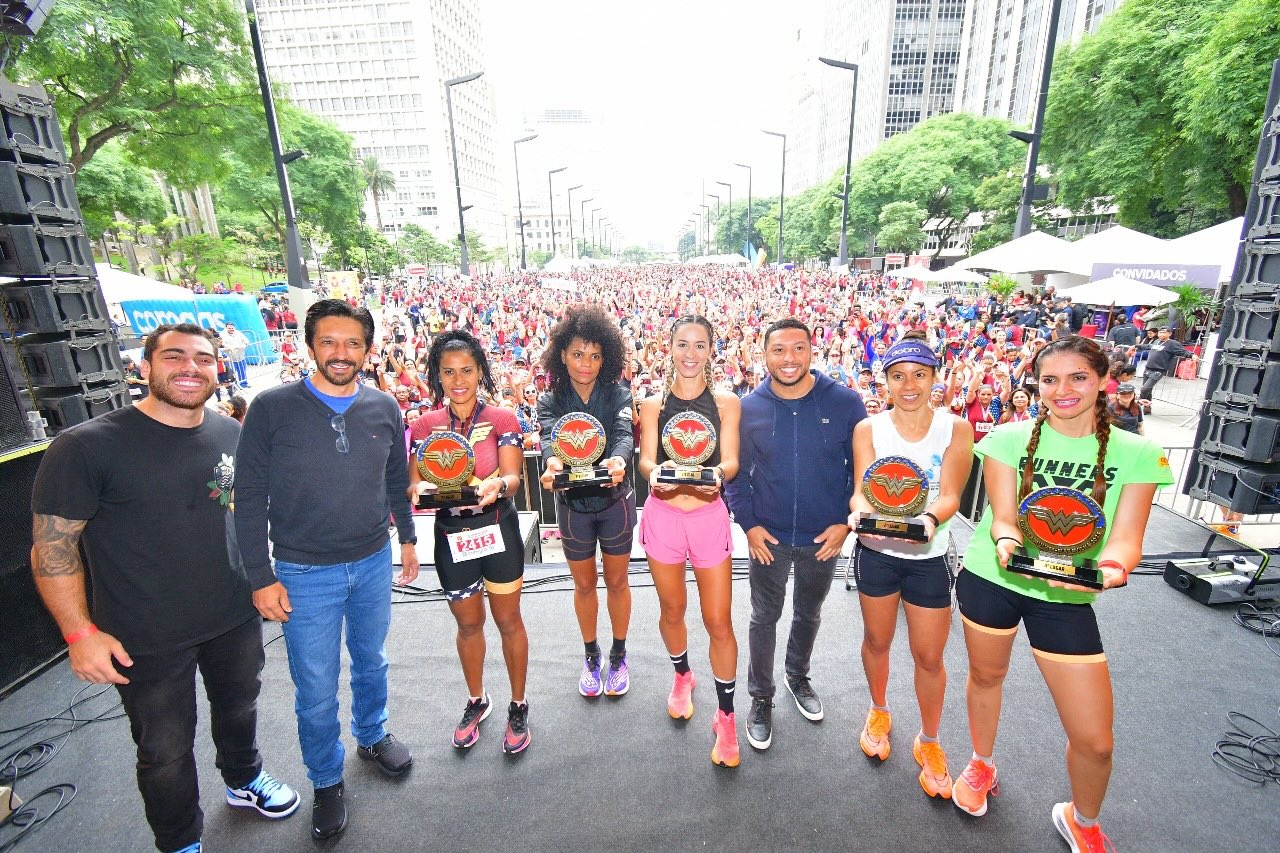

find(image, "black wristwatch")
[497,477,509,498]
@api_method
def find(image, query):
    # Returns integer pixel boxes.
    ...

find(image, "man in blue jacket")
[726,318,866,751]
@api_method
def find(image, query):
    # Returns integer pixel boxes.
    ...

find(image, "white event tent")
[955,231,1092,276]
[95,264,196,304]
[1059,275,1178,307]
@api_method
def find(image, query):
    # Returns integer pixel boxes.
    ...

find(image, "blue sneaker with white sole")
[226,770,300,819]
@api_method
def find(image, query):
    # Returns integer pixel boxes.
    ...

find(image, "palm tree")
[361,156,395,232]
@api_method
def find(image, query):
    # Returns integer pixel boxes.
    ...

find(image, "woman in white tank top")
[847,334,974,801]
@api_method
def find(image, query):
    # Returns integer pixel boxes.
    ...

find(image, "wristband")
[64,624,99,645]
[995,535,1022,548]
[922,511,941,528]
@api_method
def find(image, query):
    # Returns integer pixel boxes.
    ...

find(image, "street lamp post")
[513,133,537,270]
[566,185,583,259]
[598,217,608,253]
[734,163,753,258]
[763,129,786,264]
[591,208,601,252]
[246,0,308,288]
[579,196,593,258]
[693,211,702,256]
[547,167,567,256]
[700,204,710,255]
[1013,0,1065,238]
[445,70,484,276]
[715,180,733,253]
[707,193,721,252]
[819,56,859,268]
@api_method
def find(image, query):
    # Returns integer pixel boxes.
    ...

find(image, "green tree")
[677,230,696,261]
[876,201,928,254]
[845,113,1022,260]
[171,232,238,283]
[10,0,253,177]
[73,141,167,237]
[1043,0,1279,234]
[398,223,452,265]
[361,156,395,231]
[528,249,553,268]
[620,245,653,264]
[968,171,1056,253]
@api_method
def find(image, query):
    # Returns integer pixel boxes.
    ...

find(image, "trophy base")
[416,485,480,510]
[656,466,717,486]
[855,514,929,542]
[1007,551,1103,590]
[554,466,613,490]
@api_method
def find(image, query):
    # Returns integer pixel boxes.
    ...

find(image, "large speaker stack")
[1184,60,1280,516]
[0,77,128,451]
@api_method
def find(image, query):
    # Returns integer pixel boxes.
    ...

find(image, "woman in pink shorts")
[637,315,742,767]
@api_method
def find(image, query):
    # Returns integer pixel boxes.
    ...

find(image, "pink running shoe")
[667,670,695,720]
[711,710,740,768]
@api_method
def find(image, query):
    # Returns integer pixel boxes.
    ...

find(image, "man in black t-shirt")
[31,324,299,853]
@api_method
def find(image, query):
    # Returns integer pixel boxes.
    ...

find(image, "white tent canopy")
[883,263,934,280]
[1060,275,1178,306]
[1164,217,1244,280]
[956,231,1091,276]
[686,253,749,266]
[1070,225,1169,264]
[95,264,195,304]
[885,264,987,283]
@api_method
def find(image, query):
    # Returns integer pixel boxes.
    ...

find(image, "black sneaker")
[785,674,824,721]
[503,701,531,755]
[311,782,347,841]
[357,732,413,777]
[746,696,773,750]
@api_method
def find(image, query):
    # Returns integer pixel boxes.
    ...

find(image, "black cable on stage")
[0,685,124,782]
[1212,708,1280,786]
[0,783,77,852]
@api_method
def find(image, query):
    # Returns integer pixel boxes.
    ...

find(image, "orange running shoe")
[953,757,999,816]
[1052,802,1116,852]
[711,709,740,768]
[859,708,892,760]
[912,735,953,799]
[667,670,695,720]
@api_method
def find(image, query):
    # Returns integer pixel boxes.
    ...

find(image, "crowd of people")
[30,265,1192,853]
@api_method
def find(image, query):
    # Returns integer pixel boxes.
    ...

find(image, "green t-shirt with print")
[966,419,1175,604]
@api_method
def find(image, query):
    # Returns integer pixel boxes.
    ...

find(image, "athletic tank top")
[862,408,955,560]
[655,385,722,468]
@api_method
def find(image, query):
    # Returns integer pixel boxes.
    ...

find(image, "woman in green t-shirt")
[950,337,1173,852]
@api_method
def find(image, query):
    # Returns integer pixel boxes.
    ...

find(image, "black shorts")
[853,543,953,608]
[556,487,637,562]
[955,569,1105,660]
[433,500,524,600]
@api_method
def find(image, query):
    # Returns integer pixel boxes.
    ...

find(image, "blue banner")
[119,295,279,365]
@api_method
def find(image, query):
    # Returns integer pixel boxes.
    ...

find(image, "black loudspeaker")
[0,341,31,449]
[36,382,129,432]
[15,333,123,387]
[0,81,65,164]
[0,0,53,38]
[0,161,80,223]
[0,221,95,277]
[0,445,65,697]
[0,279,112,335]
[1186,59,1280,515]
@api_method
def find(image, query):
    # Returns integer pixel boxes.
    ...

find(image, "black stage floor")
[2,542,1278,852]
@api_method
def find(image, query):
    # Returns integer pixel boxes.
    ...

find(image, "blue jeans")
[275,541,392,788]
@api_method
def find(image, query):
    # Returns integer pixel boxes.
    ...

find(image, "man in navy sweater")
[236,300,419,841]
[726,318,867,751]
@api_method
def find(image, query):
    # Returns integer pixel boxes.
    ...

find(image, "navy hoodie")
[726,371,867,546]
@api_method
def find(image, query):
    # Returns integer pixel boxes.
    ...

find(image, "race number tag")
[446,524,506,563]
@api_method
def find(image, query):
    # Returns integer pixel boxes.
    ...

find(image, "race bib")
[976,420,994,433]
[446,524,506,563]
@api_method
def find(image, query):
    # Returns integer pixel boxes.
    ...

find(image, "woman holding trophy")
[847,332,974,799]
[409,331,533,756]
[535,305,637,699]
[952,336,1172,853]
[637,315,742,767]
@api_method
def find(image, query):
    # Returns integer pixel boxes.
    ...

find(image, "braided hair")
[425,329,496,407]
[661,314,716,409]
[1018,335,1112,504]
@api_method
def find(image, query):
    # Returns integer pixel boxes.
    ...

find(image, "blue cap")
[882,339,938,370]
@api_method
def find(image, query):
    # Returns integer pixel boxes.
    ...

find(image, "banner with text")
[119,294,278,365]
[1091,262,1221,288]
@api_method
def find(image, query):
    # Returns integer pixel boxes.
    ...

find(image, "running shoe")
[579,654,603,697]
[859,707,892,760]
[605,654,630,696]
[667,670,696,720]
[503,701,531,755]
[746,696,773,750]
[912,735,953,799]
[710,709,740,768]
[1052,802,1116,852]
[225,770,300,818]
[452,693,492,749]
[953,757,999,817]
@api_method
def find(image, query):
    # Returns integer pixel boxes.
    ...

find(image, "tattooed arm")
[31,514,132,684]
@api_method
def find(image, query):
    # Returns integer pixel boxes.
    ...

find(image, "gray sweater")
[234,381,413,590]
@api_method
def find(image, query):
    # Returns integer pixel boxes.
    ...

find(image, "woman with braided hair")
[951,336,1173,851]
[637,315,742,767]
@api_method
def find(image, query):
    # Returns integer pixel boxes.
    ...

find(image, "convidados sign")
[120,294,278,365]
[1091,262,1221,288]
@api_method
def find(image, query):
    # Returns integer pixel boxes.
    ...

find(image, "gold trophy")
[414,430,479,509]
[657,411,718,486]
[1008,486,1106,590]
[549,412,613,490]
[857,456,930,542]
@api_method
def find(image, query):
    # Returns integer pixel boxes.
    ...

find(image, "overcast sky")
[484,0,802,248]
